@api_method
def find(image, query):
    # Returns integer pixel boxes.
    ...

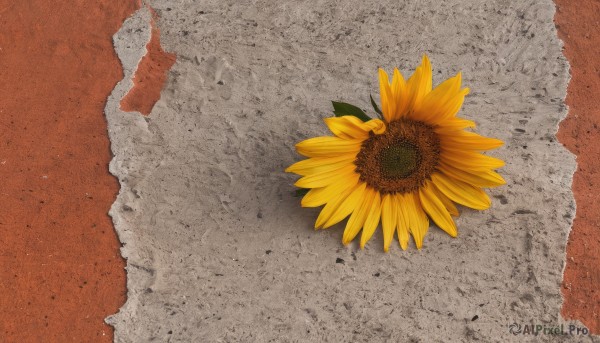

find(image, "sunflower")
[286,55,505,251]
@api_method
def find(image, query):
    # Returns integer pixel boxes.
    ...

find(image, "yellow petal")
[379,68,395,122]
[412,74,467,124]
[422,55,433,94]
[439,131,504,151]
[406,192,429,249]
[342,186,375,244]
[431,173,491,210]
[406,55,433,111]
[322,182,367,229]
[314,182,358,229]
[365,119,387,135]
[380,193,397,252]
[418,73,461,109]
[296,136,362,157]
[440,150,505,171]
[294,164,357,188]
[285,154,356,176]
[439,162,506,188]
[301,173,360,207]
[301,188,328,207]
[391,68,408,120]
[360,191,381,249]
[430,182,459,216]
[424,89,470,126]
[396,193,410,250]
[419,181,457,237]
[439,88,469,120]
[405,66,423,111]
[323,116,367,139]
[324,116,387,140]
[434,117,476,133]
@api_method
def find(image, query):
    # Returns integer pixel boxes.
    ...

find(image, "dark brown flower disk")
[354,119,440,194]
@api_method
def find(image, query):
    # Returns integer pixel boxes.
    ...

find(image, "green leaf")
[331,101,371,122]
[295,188,310,197]
[370,94,383,119]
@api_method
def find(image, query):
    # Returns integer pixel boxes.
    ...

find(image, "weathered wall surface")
[106,1,586,341]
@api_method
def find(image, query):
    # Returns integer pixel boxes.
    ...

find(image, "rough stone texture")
[106,0,592,341]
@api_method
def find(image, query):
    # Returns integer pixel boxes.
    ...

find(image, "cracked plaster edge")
[102,6,153,330]
[549,2,593,334]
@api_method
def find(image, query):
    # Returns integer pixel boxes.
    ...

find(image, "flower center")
[354,119,440,194]
[379,141,420,179]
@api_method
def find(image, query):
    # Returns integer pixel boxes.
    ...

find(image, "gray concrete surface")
[104,0,591,342]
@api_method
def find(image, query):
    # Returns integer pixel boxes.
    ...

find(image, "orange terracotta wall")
[0,1,138,341]
[555,0,600,334]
